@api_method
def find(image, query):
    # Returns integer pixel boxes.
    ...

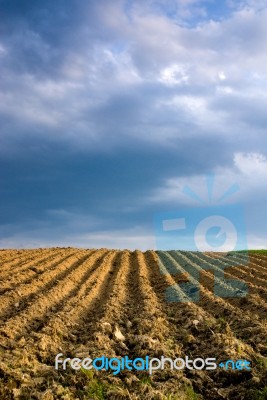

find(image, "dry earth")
[0,248,266,400]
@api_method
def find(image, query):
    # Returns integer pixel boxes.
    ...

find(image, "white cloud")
[218,71,226,80]
[1,2,267,152]
[148,152,267,207]
[0,226,155,251]
[234,152,267,176]
[146,151,267,248]
[159,64,189,85]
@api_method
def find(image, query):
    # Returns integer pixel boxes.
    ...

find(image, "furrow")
[29,250,121,357]
[170,251,267,352]
[0,250,87,320]
[206,252,267,283]
[0,249,50,268]
[148,251,265,371]
[68,250,127,345]
[0,248,67,280]
[0,249,77,295]
[143,251,256,395]
[0,250,35,267]
[95,250,131,323]
[62,250,134,358]
[1,251,96,338]
[248,253,267,263]
[23,249,110,338]
[227,253,267,282]
[186,252,267,317]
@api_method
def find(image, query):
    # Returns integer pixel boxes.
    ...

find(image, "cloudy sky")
[0,0,266,250]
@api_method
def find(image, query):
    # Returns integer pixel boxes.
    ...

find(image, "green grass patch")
[184,385,201,400]
[237,249,267,255]
[249,387,267,400]
[80,368,106,400]
[139,375,153,385]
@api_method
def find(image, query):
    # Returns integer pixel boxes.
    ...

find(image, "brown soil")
[0,248,266,400]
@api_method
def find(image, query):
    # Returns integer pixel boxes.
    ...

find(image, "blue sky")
[0,0,266,250]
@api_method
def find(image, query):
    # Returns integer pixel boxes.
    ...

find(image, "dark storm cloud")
[0,133,230,226]
[0,0,90,75]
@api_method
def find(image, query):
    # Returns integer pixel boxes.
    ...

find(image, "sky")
[0,0,267,250]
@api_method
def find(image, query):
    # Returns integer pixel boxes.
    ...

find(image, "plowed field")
[0,248,266,400]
